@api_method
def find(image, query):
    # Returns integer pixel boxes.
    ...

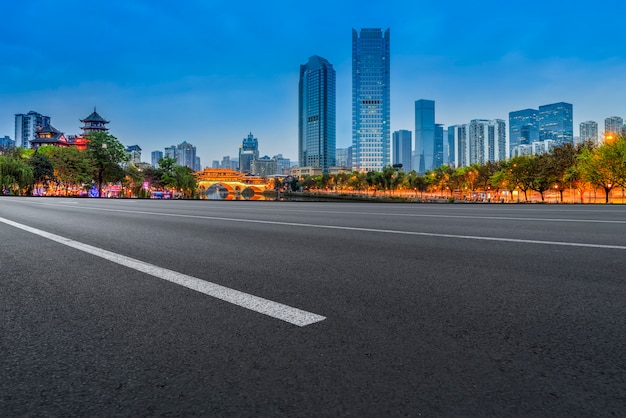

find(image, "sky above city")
[2,0,625,165]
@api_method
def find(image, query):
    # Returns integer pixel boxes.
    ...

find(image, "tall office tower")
[126,145,142,164]
[1,136,15,149]
[467,119,507,165]
[352,28,390,172]
[176,141,197,170]
[392,130,412,172]
[298,55,336,172]
[336,147,351,168]
[449,124,469,168]
[434,124,444,169]
[447,128,456,167]
[15,111,51,148]
[164,146,177,160]
[239,132,259,173]
[538,102,573,144]
[604,116,624,139]
[509,109,539,155]
[414,99,435,173]
[151,150,164,167]
[579,121,598,144]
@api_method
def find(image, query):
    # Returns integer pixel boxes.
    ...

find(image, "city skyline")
[2,1,626,166]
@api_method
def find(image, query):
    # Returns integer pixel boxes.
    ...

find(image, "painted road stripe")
[0,216,326,327]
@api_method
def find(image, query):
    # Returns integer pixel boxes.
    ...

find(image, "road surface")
[1,197,625,416]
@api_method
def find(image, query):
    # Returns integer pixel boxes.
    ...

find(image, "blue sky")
[2,0,625,166]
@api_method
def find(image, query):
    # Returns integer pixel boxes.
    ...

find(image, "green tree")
[40,146,94,195]
[29,152,54,194]
[86,132,129,197]
[529,154,554,202]
[0,155,34,195]
[577,138,623,203]
[547,143,578,202]
[173,165,197,198]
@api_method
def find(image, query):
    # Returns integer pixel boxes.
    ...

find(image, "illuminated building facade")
[30,124,68,149]
[352,28,390,172]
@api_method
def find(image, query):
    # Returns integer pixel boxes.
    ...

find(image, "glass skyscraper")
[298,55,336,172]
[579,121,598,144]
[239,132,259,173]
[414,99,435,173]
[392,130,412,172]
[509,109,539,154]
[538,102,573,144]
[604,116,624,138]
[352,28,390,172]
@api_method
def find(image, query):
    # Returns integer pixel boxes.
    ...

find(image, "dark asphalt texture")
[1,197,625,416]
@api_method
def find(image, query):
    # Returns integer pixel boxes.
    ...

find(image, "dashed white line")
[0,216,326,327]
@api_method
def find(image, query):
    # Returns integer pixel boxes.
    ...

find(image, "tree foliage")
[86,132,129,197]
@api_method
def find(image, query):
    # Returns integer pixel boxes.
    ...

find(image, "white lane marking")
[0,216,326,327]
[9,202,626,251]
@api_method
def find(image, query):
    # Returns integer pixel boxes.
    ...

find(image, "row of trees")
[294,135,626,204]
[0,132,197,198]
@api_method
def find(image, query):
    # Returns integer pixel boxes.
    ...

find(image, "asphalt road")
[1,197,625,416]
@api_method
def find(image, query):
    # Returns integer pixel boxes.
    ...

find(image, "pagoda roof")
[81,107,109,123]
[32,125,68,146]
[36,124,62,135]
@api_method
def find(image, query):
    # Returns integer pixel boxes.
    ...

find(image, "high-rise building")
[579,121,598,144]
[298,55,336,173]
[392,130,412,172]
[1,136,14,149]
[336,147,352,168]
[449,124,469,169]
[447,128,456,167]
[151,150,164,167]
[414,99,435,173]
[251,156,278,177]
[468,119,507,165]
[176,141,196,170]
[239,132,259,173]
[15,111,51,148]
[273,154,291,175]
[509,109,539,154]
[434,124,444,169]
[164,146,176,160]
[538,102,573,144]
[352,28,390,172]
[604,116,623,139]
[126,145,142,164]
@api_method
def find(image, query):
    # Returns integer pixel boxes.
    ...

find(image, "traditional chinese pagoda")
[31,124,68,149]
[80,107,109,136]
